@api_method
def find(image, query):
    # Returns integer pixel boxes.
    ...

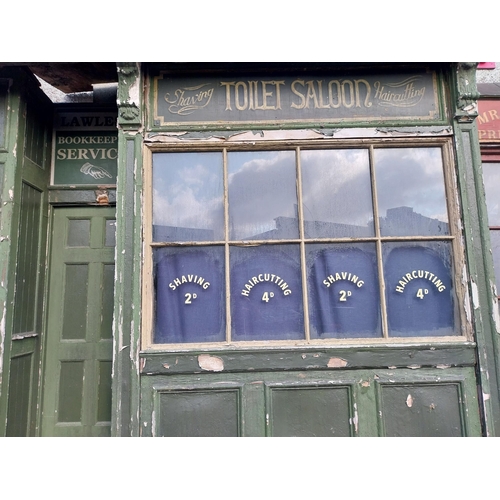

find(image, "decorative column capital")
[117,63,142,130]
[455,62,480,123]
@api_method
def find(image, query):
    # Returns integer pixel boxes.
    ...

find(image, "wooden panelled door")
[41,206,116,436]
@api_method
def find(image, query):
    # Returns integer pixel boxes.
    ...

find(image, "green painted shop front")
[1,63,499,436]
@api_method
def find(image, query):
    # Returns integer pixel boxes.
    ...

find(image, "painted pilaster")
[452,62,500,435]
[112,63,143,436]
[0,71,24,435]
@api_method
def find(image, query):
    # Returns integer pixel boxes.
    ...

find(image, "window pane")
[489,230,500,295]
[375,148,449,236]
[228,151,298,240]
[306,243,382,339]
[154,246,226,343]
[383,241,457,337]
[152,152,224,241]
[230,245,304,341]
[301,149,374,238]
[482,163,500,225]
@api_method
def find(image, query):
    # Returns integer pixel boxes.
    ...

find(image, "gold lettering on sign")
[220,81,285,111]
[164,84,214,115]
[240,273,292,297]
[373,76,425,107]
[395,270,446,293]
[290,79,372,109]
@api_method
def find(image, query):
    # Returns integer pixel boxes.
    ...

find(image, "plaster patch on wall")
[198,354,224,372]
[327,357,347,368]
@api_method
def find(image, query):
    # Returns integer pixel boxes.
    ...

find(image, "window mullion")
[369,145,389,339]
[296,146,310,342]
[223,148,231,343]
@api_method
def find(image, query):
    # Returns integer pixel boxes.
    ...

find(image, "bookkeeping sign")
[53,111,118,185]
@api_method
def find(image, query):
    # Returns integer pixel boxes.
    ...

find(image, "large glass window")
[145,142,464,347]
[482,162,500,296]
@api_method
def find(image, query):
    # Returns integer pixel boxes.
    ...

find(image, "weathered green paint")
[449,63,500,436]
[140,367,481,437]
[0,67,52,436]
[40,206,115,436]
[141,344,477,375]
[112,63,143,436]
[130,63,492,437]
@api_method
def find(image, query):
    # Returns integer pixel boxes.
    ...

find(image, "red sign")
[478,100,500,142]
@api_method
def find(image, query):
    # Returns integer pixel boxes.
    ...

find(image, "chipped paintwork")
[350,403,359,434]
[327,357,348,368]
[145,126,452,144]
[436,364,451,369]
[198,354,224,372]
[471,280,480,310]
[490,280,500,335]
[406,394,414,408]
[0,307,5,382]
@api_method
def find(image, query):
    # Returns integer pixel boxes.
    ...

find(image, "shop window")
[482,162,500,296]
[143,141,466,348]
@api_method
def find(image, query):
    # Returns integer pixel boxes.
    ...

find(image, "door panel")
[41,206,115,437]
[140,367,482,437]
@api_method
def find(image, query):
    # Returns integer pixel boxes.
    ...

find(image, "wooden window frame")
[141,136,471,351]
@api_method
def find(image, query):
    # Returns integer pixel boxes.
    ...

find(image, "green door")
[41,206,115,437]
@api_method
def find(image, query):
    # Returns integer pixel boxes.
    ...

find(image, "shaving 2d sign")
[53,111,118,185]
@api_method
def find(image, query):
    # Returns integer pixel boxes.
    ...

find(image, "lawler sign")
[153,71,439,127]
[53,111,118,185]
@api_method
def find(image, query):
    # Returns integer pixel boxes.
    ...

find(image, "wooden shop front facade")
[1,62,499,436]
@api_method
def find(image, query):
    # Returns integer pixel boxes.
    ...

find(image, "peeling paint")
[483,393,490,401]
[8,189,13,200]
[327,357,347,368]
[436,364,451,369]
[198,354,224,372]
[163,363,170,369]
[406,394,413,408]
[491,280,500,335]
[301,354,307,359]
[349,403,359,434]
[0,306,5,378]
[388,365,397,370]
[407,365,421,369]
[360,380,370,388]
[471,280,480,310]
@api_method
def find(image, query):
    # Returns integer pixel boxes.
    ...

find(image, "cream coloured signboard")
[153,70,440,128]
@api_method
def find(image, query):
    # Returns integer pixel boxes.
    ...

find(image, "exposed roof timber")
[1,62,118,93]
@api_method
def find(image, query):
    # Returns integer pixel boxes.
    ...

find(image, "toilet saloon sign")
[153,70,439,127]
